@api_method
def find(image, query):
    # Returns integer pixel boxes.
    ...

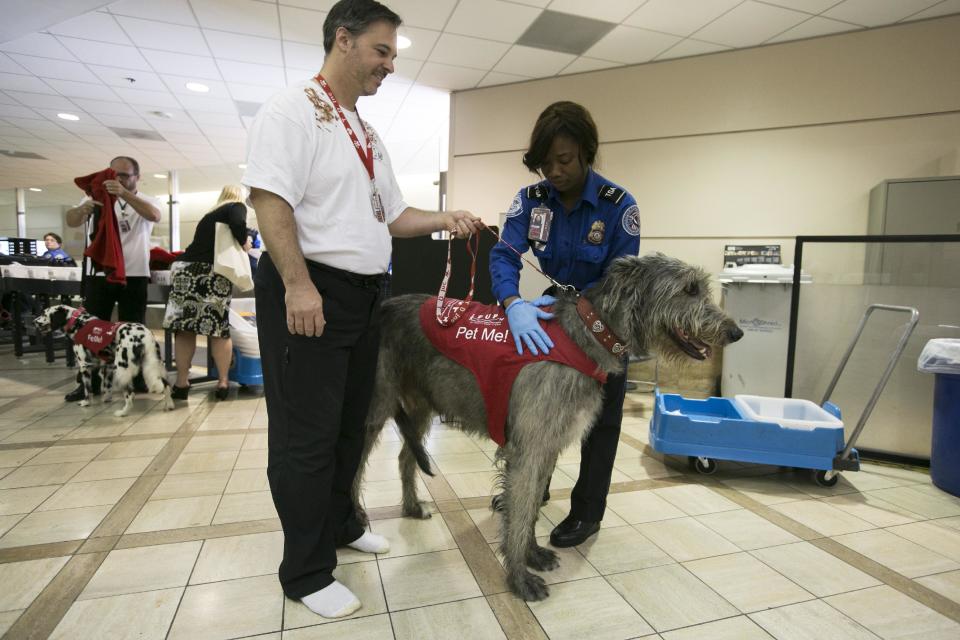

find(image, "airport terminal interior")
[1,1,959,639]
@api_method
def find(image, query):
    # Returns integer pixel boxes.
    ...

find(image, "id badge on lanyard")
[528,205,553,250]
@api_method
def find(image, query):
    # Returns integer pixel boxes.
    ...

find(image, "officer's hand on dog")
[445,211,483,238]
[505,298,554,356]
[285,282,325,337]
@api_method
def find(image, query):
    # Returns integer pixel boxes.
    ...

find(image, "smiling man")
[242,0,481,620]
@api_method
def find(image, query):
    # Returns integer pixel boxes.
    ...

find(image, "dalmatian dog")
[35,304,174,417]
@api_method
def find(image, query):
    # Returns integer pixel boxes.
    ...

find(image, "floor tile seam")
[878,521,960,564]
[485,592,549,640]
[165,527,209,640]
[113,518,282,551]
[437,510,506,597]
[0,430,180,452]
[0,540,82,564]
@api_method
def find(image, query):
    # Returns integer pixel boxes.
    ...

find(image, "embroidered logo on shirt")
[622,204,641,236]
[303,87,335,131]
[362,123,384,161]
[506,193,522,218]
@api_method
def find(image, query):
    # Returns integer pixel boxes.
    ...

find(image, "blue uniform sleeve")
[489,190,530,304]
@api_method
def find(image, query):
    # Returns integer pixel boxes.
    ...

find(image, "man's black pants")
[256,254,385,599]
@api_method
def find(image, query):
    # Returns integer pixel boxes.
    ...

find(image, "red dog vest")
[419,298,607,446]
[73,319,123,361]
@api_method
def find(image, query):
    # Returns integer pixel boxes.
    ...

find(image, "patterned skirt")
[162,261,233,337]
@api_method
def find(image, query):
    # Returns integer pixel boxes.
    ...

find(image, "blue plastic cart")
[650,304,919,486]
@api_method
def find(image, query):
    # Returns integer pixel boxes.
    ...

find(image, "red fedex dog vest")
[73,319,123,361]
[419,298,607,446]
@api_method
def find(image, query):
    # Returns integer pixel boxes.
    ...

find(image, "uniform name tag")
[371,187,385,223]
[528,206,552,243]
[119,218,131,233]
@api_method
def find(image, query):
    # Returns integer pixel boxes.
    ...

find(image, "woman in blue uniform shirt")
[489,101,641,548]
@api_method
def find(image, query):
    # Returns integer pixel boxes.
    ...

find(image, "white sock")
[301,581,361,618]
[347,530,390,554]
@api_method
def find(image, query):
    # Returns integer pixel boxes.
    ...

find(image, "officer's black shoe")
[491,488,551,513]
[64,384,86,402]
[549,515,600,548]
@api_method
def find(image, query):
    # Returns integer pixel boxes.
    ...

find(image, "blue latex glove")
[530,294,556,308]
[506,298,555,356]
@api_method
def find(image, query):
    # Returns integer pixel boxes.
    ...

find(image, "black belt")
[306,259,386,289]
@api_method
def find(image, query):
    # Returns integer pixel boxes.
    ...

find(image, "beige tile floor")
[1,349,960,639]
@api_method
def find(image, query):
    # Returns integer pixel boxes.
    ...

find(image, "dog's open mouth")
[671,328,711,360]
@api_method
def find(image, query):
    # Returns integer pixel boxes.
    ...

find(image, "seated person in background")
[163,185,247,401]
[41,233,71,263]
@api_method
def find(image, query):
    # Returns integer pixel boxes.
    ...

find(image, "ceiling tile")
[0,104,42,120]
[383,0,459,30]
[111,86,182,108]
[624,0,742,37]
[548,0,647,23]
[477,70,531,87]
[902,0,960,21]
[693,1,810,46]
[428,33,510,71]
[0,54,29,75]
[0,33,78,60]
[115,17,210,56]
[191,0,281,38]
[6,54,101,84]
[824,0,944,26]
[216,60,287,87]
[655,38,732,60]
[0,72,57,94]
[558,56,623,75]
[6,91,79,110]
[193,112,243,128]
[140,50,222,80]
[106,0,199,26]
[204,30,283,65]
[161,76,230,98]
[278,5,326,45]
[585,25,681,64]
[517,10,617,55]
[281,41,325,70]
[415,62,486,91]
[72,98,139,117]
[396,26,441,62]
[762,0,843,12]
[492,45,576,77]
[445,0,542,43]
[44,79,117,101]
[88,65,168,92]
[175,95,239,114]
[226,82,280,103]
[93,113,151,129]
[58,37,152,70]
[766,16,863,43]
[391,58,424,84]
[47,11,132,45]
[285,67,315,85]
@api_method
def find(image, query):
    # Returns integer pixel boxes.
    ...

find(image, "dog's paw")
[102,395,113,403]
[508,570,549,601]
[526,545,560,572]
[78,399,90,407]
[113,409,129,418]
[402,501,433,520]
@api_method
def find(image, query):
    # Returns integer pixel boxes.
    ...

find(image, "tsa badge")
[587,220,605,244]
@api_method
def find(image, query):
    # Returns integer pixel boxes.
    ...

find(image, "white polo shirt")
[79,193,161,277]
[242,78,407,276]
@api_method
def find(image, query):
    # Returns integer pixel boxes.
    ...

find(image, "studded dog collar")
[575,296,627,356]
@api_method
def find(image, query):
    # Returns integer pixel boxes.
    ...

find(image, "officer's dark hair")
[522,101,599,174]
[44,232,62,244]
[110,155,140,176]
[323,0,402,55]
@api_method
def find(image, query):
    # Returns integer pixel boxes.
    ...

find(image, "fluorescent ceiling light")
[57,113,79,121]
[29,187,42,192]
[185,82,209,93]
[238,163,247,169]
[397,35,411,49]
[153,173,166,179]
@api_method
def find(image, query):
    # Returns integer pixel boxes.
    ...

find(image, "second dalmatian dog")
[35,304,174,417]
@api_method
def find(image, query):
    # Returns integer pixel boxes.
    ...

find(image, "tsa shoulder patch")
[506,192,523,218]
[526,184,548,201]
[621,204,641,236]
[598,184,626,205]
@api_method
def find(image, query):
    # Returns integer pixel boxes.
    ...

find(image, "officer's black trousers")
[568,365,627,522]
[256,254,384,599]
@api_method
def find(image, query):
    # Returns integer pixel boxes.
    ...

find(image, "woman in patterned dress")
[163,185,248,400]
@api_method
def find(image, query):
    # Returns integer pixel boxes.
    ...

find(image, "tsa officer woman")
[489,100,641,548]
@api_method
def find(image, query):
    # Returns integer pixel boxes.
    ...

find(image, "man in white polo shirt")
[243,0,481,620]
[63,155,163,401]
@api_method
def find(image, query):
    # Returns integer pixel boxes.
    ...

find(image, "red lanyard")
[314,74,374,181]
[435,233,479,326]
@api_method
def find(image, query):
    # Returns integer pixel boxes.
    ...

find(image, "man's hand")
[80,199,103,222]
[285,281,325,337]
[445,211,484,238]
[102,180,130,200]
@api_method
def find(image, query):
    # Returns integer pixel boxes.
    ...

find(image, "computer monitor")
[0,237,40,256]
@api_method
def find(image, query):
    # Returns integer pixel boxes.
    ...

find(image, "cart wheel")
[815,470,839,487]
[693,457,718,475]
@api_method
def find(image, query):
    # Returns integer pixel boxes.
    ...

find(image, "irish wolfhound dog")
[355,253,742,601]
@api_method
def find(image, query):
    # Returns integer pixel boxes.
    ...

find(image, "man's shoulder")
[261,79,321,118]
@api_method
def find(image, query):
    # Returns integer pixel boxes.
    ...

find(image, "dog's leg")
[111,361,134,418]
[352,419,385,528]
[102,364,114,403]
[499,440,559,601]
[398,407,433,519]
[77,349,93,407]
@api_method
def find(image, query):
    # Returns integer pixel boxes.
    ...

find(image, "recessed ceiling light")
[57,113,79,121]
[29,187,42,192]
[397,35,411,49]
[153,173,166,179]
[150,110,173,119]
[185,82,209,93]
[238,163,247,169]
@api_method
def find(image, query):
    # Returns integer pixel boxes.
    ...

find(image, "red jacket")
[75,168,125,285]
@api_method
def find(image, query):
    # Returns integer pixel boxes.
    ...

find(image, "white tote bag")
[213,222,254,292]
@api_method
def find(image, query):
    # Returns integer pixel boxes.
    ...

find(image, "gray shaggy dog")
[355,252,742,601]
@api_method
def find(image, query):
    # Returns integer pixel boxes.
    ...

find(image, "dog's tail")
[394,407,434,477]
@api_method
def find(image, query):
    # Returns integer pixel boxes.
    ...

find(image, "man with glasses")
[63,155,163,402]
